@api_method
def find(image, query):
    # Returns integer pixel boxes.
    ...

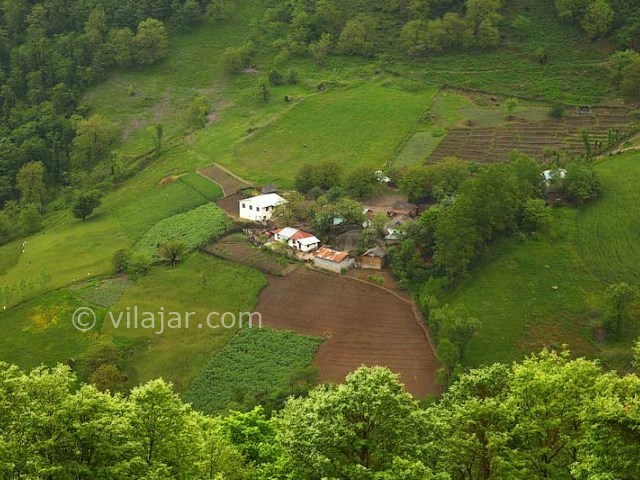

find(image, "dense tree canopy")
[1,350,639,479]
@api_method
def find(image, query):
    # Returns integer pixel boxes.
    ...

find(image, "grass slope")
[0,290,108,370]
[576,153,640,285]
[102,253,266,391]
[448,153,640,369]
[231,82,437,185]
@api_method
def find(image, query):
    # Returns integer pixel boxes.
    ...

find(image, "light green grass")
[183,327,322,414]
[134,203,230,259]
[0,240,21,276]
[102,253,266,391]
[0,290,107,371]
[447,209,604,367]
[576,152,640,284]
[228,82,437,185]
[177,172,224,200]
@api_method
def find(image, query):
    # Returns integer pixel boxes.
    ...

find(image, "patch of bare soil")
[257,268,439,397]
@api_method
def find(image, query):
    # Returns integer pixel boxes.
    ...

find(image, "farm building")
[313,247,354,273]
[273,227,321,252]
[385,215,412,243]
[360,246,387,270]
[542,168,567,186]
[239,193,286,221]
[388,201,418,218]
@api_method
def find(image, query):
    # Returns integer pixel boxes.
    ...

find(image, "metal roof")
[314,246,349,263]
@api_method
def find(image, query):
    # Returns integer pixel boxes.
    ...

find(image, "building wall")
[313,257,353,273]
[360,256,383,270]
[239,203,275,221]
[289,240,320,252]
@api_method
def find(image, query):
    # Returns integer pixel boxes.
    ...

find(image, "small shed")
[313,247,354,273]
[261,184,279,195]
[360,246,387,270]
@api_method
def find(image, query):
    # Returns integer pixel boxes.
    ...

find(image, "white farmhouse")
[239,193,287,221]
[273,227,321,252]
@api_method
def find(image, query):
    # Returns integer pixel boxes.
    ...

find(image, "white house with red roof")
[273,227,321,252]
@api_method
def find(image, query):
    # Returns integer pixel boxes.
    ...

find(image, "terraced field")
[429,108,638,162]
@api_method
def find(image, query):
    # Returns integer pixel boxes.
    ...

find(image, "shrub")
[112,248,131,274]
[521,198,551,233]
[549,101,566,119]
[268,69,285,86]
[126,253,152,277]
[287,68,298,84]
[563,164,602,205]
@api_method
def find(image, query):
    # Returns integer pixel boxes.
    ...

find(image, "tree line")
[0,0,234,245]
[1,347,639,479]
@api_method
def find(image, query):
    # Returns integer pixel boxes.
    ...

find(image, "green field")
[134,203,230,259]
[183,327,322,413]
[577,153,640,285]
[0,289,108,370]
[448,153,640,370]
[102,253,267,390]
[230,82,437,185]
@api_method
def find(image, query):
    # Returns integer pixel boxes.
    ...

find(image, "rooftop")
[314,246,350,263]
[240,193,287,208]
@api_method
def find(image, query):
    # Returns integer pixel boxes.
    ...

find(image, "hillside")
[1,0,640,476]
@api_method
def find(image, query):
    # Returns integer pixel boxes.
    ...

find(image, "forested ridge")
[1,349,640,479]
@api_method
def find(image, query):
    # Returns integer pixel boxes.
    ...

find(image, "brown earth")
[256,267,439,397]
[207,233,296,276]
[215,192,248,217]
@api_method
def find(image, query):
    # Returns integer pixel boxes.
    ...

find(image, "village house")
[313,246,354,273]
[360,246,387,270]
[542,168,566,187]
[238,193,286,221]
[385,215,412,243]
[273,227,321,252]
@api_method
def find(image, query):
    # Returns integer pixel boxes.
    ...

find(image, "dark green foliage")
[72,190,101,221]
[183,328,322,414]
[158,239,187,267]
[294,160,342,193]
[563,162,602,205]
[549,101,566,119]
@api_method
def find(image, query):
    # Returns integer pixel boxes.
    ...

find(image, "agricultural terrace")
[430,106,637,163]
[207,233,297,276]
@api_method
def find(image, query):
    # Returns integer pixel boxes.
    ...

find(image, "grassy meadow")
[576,153,640,285]
[101,253,266,391]
[448,152,640,370]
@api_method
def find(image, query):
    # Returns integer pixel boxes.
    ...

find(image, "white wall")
[239,202,275,221]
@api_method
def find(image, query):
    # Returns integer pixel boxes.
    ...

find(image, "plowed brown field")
[257,268,439,397]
